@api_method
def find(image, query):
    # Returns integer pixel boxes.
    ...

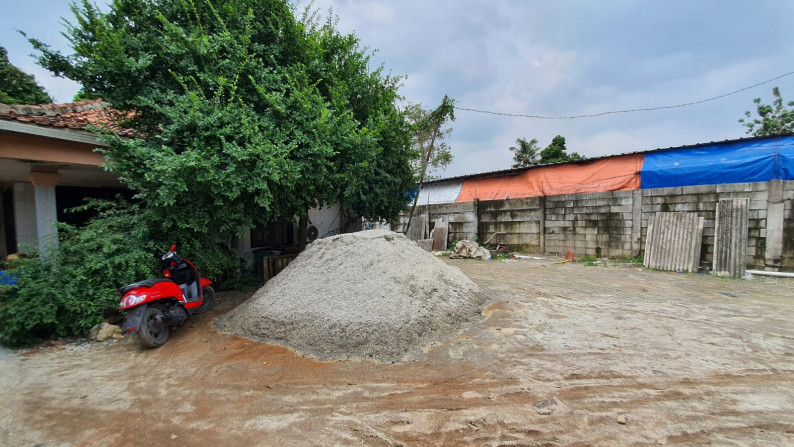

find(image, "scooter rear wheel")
[193,286,215,315]
[138,306,169,348]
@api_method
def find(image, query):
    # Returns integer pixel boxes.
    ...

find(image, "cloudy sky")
[3,1,794,177]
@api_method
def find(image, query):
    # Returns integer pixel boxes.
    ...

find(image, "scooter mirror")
[170,244,177,252]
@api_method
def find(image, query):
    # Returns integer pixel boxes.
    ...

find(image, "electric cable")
[455,70,794,120]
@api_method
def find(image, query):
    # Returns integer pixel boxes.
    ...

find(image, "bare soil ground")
[2,258,793,446]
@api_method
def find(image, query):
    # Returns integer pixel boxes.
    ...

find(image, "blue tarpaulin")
[641,135,794,189]
[0,270,17,286]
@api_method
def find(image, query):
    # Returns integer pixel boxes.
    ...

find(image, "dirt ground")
[2,257,793,447]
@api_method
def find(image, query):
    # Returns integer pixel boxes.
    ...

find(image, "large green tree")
[0,45,52,104]
[509,137,540,168]
[740,87,794,137]
[28,0,414,269]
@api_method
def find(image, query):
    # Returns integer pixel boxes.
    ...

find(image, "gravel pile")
[215,230,487,362]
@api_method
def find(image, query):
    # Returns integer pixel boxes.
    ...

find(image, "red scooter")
[119,244,214,348]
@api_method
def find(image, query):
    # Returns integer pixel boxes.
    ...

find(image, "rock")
[616,414,628,424]
[88,324,101,340]
[533,398,557,415]
[94,322,122,342]
[450,240,492,260]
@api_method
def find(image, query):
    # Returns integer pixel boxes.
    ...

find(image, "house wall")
[0,132,105,167]
[308,203,342,239]
[395,179,794,271]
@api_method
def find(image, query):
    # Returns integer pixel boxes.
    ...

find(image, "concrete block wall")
[545,190,636,257]
[394,202,477,243]
[640,182,775,270]
[396,179,794,270]
[478,198,542,252]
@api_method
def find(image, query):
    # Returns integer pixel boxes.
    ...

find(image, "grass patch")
[576,255,601,266]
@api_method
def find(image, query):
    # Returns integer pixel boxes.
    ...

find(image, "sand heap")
[216,230,487,362]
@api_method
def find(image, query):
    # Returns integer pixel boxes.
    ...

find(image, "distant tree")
[509,137,541,168]
[538,135,585,164]
[739,87,794,137]
[0,45,52,104]
[404,95,455,234]
[406,101,454,181]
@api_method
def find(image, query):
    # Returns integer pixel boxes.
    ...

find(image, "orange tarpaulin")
[456,153,643,202]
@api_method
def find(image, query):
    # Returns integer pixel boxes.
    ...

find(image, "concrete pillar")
[473,198,479,242]
[539,196,546,253]
[765,179,784,269]
[28,171,61,256]
[631,190,643,257]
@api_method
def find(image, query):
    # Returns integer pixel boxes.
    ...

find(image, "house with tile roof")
[0,100,348,274]
[0,100,132,259]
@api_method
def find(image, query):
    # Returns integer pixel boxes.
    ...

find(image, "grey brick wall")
[477,198,542,252]
[395,180,794,270]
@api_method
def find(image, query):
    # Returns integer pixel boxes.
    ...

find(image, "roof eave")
[0,119,108,147]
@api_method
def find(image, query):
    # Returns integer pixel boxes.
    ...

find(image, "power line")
[455,70,794,120]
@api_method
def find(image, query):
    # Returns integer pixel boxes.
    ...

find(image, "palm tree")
[509,137,540,168]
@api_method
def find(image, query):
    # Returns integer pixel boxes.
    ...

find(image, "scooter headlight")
[121,293,147,309]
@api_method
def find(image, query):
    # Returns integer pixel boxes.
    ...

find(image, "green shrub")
[0,200,156,346]
[0,197,258,346]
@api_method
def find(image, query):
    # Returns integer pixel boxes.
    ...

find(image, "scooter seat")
[119,278,174,294]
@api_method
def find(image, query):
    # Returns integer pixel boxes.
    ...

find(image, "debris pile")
[450,240,492,260]
[216,230,487,362]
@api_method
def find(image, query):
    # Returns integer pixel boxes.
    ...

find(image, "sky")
[3,0,794,178]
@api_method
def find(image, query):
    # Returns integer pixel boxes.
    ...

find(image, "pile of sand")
[215,230,487,362]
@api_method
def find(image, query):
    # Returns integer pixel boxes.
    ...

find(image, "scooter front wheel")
[138,306,169,348]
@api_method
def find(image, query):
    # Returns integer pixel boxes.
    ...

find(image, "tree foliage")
[27,0,415,257]
[740,87,794,137]
[0,45,52,104]
[538,135,585,165]
[509,137,540,168]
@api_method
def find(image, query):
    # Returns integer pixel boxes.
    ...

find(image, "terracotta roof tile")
[0,99,137,137]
